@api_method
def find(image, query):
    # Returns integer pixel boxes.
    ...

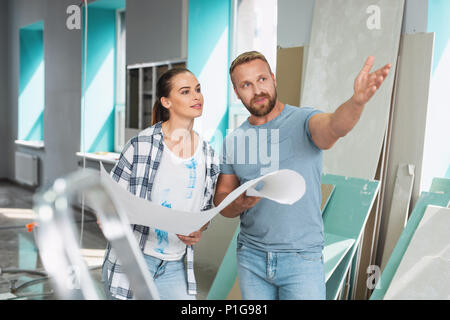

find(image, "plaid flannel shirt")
[103,121,219,300]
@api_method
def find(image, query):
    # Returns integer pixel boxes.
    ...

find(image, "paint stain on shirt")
[185,158,197,199]
[156,189,171,254]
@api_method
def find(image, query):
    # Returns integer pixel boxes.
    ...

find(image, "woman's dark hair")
[151,68,193,125]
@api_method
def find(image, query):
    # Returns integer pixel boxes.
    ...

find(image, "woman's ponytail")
[151,99,170,125]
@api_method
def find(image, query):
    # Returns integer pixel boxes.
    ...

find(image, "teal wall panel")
[81,7,116,153]
[427,0,450,74]
[19,21,44,141]
[187,0,230,153]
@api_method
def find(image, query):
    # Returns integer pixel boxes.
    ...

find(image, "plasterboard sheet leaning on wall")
[301,0,405,180]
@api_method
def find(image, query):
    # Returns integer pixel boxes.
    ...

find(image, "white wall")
[126,0,185,65]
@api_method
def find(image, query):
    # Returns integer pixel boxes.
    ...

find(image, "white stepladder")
[33,167,160,300]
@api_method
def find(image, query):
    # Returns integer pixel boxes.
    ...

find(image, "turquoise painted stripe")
[81,7,116,152]
[187,0,230,77]
[187,0,230,152]
[19,22,44,141]
[427,0,450,74]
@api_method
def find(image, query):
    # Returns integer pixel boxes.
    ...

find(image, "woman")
[102,68,219,300]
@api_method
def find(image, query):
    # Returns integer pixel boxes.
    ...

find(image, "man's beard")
[245,91,277,117]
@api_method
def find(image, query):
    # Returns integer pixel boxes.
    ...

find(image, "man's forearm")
[214,192,242,218]
[330,95,365,138]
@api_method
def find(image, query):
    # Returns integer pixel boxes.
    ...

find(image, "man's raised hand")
[352,56,391,106]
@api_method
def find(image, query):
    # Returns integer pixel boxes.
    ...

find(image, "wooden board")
[321,183,335,213]
[323,233,355,281]
[276,46,304,107]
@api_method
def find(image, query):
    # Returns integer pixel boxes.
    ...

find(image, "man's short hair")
[229,51,272,84]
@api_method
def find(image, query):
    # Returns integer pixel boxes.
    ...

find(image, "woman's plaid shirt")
[102,121,219,300]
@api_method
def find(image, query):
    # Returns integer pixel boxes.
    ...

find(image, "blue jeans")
[102,253,195,300]
[236,242,326,300]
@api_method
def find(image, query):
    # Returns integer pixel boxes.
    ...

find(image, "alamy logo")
[366,5,381,30]
[66,5,81,30]
[164,127,281,176]
[224,128,280,175]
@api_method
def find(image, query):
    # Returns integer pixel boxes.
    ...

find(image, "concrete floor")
[0,180,213,300]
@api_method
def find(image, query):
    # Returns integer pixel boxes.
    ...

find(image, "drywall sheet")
[323,233,355,282]
[325,246,354,300]
[321,174,379,241]
[100,164,306,236]
[276,46,304,107]
[321,174,380,299]
[321,183,335,214]
[381,164,415,269]
[301,0,404,180]
[220,231,354,300]
[381,33,434,258]
[370,191,450,300]
[384,205,450,300]
[429,177,450,194]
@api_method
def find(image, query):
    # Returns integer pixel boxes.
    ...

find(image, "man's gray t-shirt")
[220,105,324,253]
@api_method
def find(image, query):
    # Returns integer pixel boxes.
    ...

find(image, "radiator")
[15,152,39,187]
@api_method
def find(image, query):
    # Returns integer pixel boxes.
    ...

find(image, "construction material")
[370,191,450,300]
[429,177,450,194]
[380,164,415,269]
[321,184,335,214]
[378,33,435,274]
[301,0,404,180]
[276,46,304,107]
[384,205,450,299]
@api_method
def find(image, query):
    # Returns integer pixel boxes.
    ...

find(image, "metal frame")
[34,168,160,300]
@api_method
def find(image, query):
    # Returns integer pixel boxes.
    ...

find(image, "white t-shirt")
[143,138,206,260]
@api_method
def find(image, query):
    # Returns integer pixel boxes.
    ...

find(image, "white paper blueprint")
[99,164,306,236]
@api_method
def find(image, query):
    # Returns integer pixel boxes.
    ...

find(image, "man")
[214,51,391,300]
